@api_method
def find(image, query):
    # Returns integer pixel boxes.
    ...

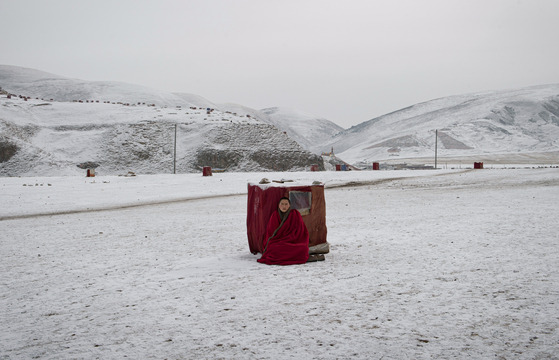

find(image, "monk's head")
[278,197,290,212]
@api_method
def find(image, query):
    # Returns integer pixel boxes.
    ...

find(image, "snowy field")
[1,168,558,359]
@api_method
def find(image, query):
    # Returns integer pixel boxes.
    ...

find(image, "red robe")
[258,209,309,265]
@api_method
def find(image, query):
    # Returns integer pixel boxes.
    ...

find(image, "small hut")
[247,181,327,254]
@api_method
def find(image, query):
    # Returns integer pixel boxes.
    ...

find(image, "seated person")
[258,197,310,265]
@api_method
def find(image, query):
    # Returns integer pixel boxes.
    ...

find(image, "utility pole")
[434,129,438,169]
[173,124,177,174]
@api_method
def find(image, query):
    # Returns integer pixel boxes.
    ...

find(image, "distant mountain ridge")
[2,65,558,174]
[324,84,559,165]
[0,65,337,154]
[0,65,324,176]
[260,107,343,154]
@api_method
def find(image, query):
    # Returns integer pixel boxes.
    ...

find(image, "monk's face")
[278,199,290,212]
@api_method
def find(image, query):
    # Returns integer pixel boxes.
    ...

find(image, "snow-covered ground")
[1,168,558,359]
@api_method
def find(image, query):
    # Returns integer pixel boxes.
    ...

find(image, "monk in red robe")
[258,197,310,265]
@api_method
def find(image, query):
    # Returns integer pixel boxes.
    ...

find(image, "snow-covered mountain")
[205,103,343,154]
[323,85,559,166]
[0,64,339,151]
[0,65,324,176]
[260,107,343,153]
[3,65,558,175]
[0,65,213,109]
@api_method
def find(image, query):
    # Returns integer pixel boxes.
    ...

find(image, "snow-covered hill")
[0,65,342,155]
[323,85,559,166]
[209,103,343,154]
[260,107,343,153]
[0,65,324,176]
[0,65,216,109]
[3,65,558,173]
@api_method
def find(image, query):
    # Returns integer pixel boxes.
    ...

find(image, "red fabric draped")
[257,209,309,265]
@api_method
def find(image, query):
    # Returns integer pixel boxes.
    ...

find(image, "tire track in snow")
[0,170,473,221]
[0,193,245,221]
[325,169,473,189]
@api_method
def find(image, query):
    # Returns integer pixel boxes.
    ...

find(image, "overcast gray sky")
[1,0,558,128]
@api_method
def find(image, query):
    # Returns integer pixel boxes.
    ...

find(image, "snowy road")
[1,168,558,359]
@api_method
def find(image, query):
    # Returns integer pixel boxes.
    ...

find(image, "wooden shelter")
[247,181,327,254]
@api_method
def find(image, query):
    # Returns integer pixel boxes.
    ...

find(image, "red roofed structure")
[247,181,327,254]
